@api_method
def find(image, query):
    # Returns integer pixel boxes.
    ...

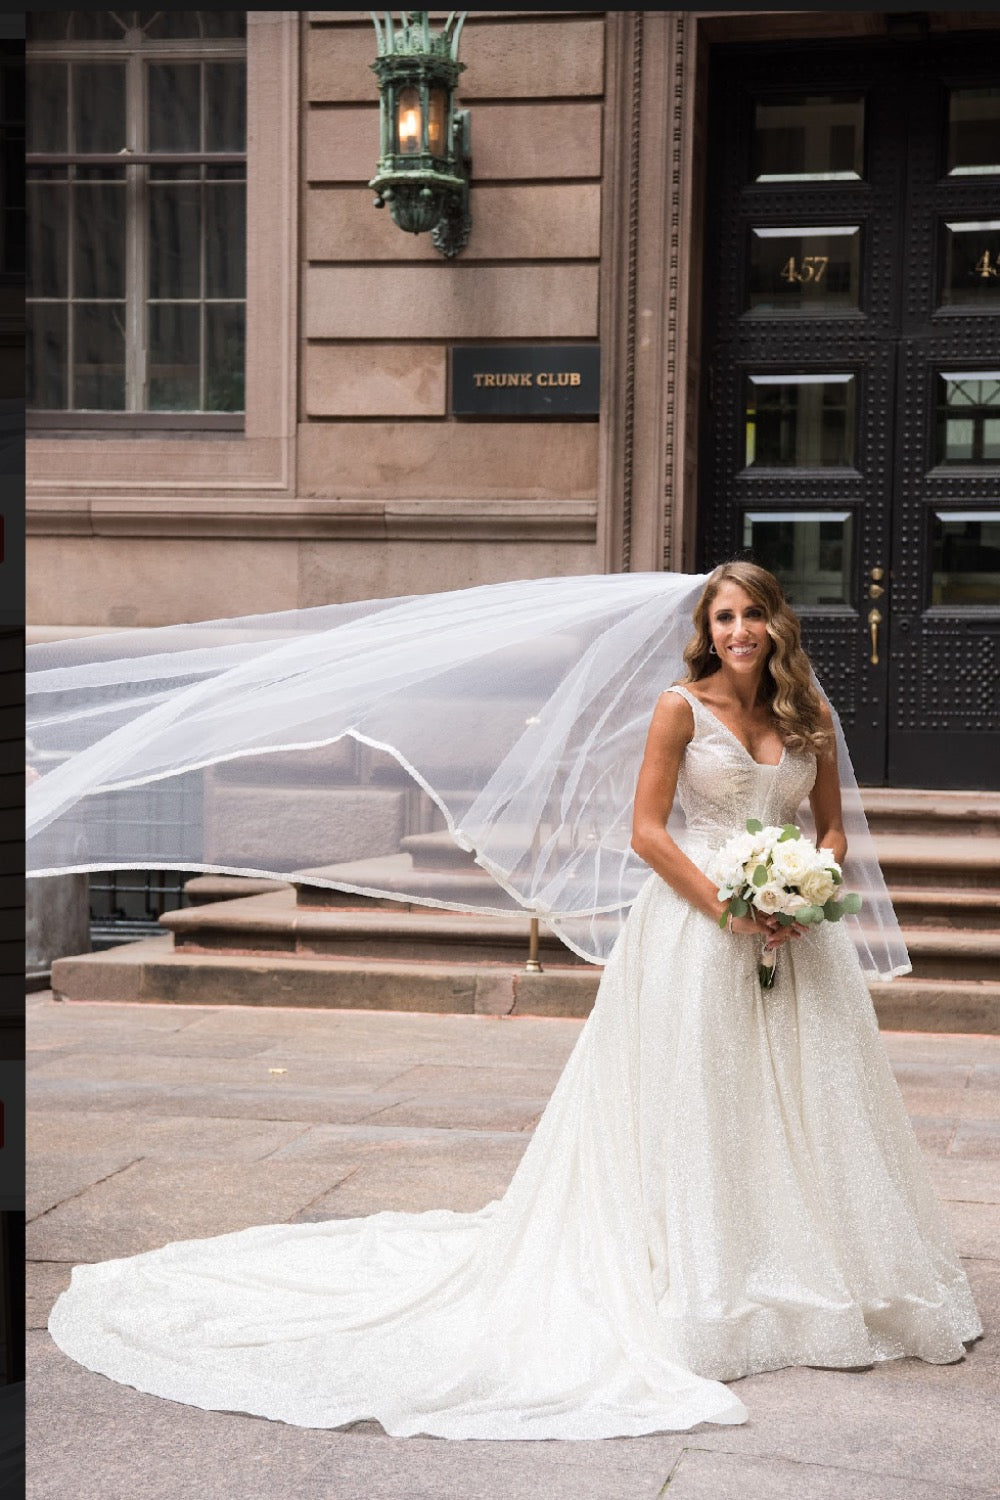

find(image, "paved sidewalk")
[27,991,1000,1500]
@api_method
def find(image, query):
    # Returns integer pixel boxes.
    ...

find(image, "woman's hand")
[728,910,805,949]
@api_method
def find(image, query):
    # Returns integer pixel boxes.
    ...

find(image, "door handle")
[867,608,882,665]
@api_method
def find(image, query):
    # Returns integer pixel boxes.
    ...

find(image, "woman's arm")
[809,702,848,865]
[631,693,758,931]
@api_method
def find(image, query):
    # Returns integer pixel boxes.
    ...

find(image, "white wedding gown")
[47,686,981,1439]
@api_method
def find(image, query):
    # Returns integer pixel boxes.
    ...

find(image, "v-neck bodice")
[666,684,817,847]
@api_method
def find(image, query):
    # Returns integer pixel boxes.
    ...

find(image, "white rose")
[779,891,810,917]
[799,867,836,906]
[752,881,787,914]
[769,840,812,884]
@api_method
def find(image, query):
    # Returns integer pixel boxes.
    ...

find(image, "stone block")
[298,420,598,500]
[305,100,603,182]
[304,342,447,418]
[306,18,604,103]
[202,785,406,867]
[511,968,600,1017]
[26,874,91,981]
[51,947,143,1004]
[304,263,599,340]
[28,535,300,629]
[306,183,601,261]
[296,537,600,607]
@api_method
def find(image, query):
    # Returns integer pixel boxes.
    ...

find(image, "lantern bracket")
[368,12,472,259]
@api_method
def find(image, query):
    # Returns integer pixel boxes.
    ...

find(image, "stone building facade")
[26,9,1000,788]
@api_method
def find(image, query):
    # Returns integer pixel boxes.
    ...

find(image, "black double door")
[700,34,1000,788]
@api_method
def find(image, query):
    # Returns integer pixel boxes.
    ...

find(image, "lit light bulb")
[399,107,420,151]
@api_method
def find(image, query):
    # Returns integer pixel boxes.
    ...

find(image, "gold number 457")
[780,255,830,285]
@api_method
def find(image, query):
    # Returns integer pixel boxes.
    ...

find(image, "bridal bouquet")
[711,818,862,989]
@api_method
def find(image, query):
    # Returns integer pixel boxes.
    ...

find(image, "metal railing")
[89,870,194,950]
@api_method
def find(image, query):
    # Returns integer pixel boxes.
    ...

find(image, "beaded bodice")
[666,684,817,848]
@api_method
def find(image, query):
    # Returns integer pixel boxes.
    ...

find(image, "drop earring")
[709,644,718,656]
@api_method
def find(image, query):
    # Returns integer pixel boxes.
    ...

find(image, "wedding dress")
[47,684,981,1440]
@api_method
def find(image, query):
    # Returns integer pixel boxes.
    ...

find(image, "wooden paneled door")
[700,34,1000,788]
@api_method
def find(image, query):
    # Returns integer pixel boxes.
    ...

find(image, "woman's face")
[707,581,771,673]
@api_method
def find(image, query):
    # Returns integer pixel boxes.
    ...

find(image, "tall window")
[26,11,246,428]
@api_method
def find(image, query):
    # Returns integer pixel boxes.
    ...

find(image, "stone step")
[50,936,1000,1033]
[295,850,497,909]
[902,927,1000,982]
[50,936,597,1017]
[160,888,591,966]
[872,834,1000,890]
[888,887,998,931]
[184,875,292,905]
[861,787,1000,839]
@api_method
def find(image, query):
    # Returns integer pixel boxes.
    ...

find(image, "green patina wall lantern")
[369,11,471,258]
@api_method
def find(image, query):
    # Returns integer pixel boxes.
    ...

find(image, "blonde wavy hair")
[681,561,833,756]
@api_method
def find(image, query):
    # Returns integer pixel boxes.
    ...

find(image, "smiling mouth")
[729,643,756,657]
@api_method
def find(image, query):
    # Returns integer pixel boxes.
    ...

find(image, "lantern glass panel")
[428,87,447,158]
[397,86,421,154]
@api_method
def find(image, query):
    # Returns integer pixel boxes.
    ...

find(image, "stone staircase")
[51,790,1000,1032]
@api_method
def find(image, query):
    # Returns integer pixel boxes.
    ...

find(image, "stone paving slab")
[25,992,1000,1500]
[658,1448,994,1500]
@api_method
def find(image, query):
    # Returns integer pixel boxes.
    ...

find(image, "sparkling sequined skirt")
[47,871,980,1439]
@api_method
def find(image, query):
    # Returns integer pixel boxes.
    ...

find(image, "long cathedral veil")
[26,572,909,979]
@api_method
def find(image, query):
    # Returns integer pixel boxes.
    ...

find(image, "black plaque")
[450,345,600,416]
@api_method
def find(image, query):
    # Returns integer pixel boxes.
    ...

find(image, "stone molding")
[27,495,597,543]
[597,11,700,575]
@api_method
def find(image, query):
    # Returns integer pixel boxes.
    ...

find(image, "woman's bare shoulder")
[650,686,695,742]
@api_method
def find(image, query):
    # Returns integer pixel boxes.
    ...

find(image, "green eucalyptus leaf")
[823,898,844,921]
[746,818,763,834]
[775,912,795,926]
[752,864,769,887]
[831,868,843,885]
[718,910,730,929]
[842,892,863,914]
[732,896,749,917]
[778,824,801,842]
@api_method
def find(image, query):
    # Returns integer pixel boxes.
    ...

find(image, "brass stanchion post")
[524,916,543,973]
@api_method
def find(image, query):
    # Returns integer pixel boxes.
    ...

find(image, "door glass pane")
[931,511,1000,605]
[936,373,1000,464]
[73,302,125,409]
[948,87,1000,176]
[744,511,853,606]
[748,226,861,313]
[745,374,855,467]
[71,64,125,153]
[942,221,1000,307]
[753,95,864,182]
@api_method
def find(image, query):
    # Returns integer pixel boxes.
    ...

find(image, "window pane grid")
[27,14,245,417]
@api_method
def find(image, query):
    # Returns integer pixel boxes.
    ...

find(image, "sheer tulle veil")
[26,571,909,980]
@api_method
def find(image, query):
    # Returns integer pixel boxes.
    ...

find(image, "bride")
[45,562,981,1440]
